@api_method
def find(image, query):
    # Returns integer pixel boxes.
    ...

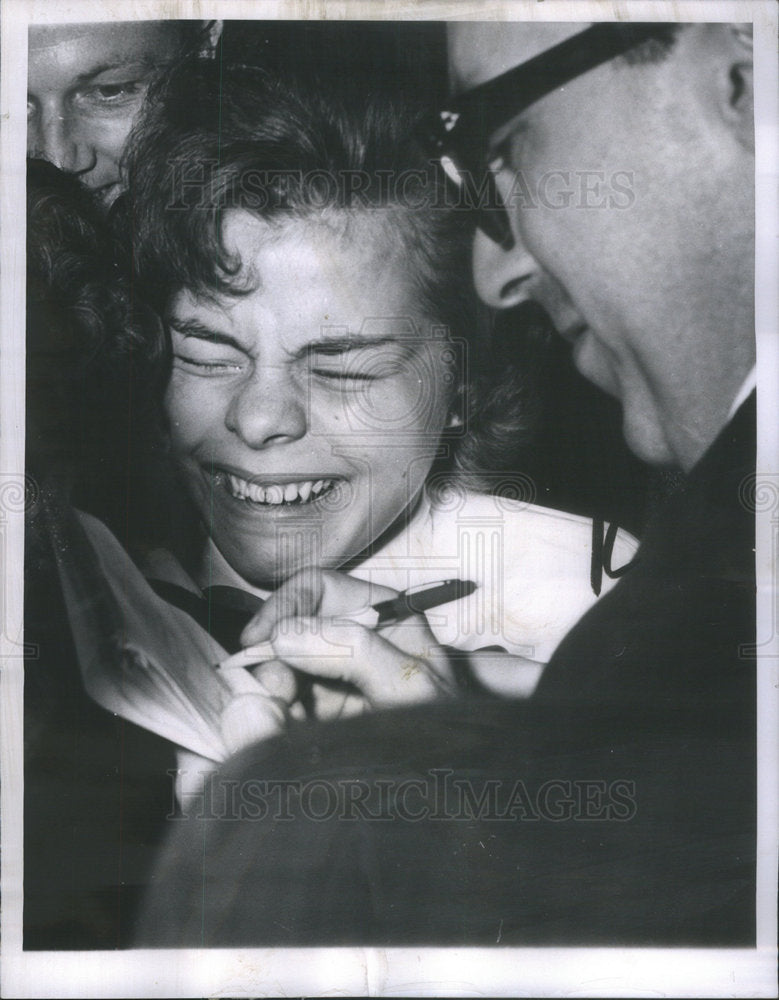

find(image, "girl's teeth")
[229,474,246,498]
[223,475,336,505]
[246,482,265,503]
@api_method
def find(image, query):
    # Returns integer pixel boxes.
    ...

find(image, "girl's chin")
[216,538,365,589]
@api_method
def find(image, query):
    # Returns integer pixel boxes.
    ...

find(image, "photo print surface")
[2,2,777,997]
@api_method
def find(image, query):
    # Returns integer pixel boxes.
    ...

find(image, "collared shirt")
[728,366,757,421]
[190,489,637,679]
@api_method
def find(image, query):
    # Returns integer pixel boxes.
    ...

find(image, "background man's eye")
[488,139,514,175]
[488,153,506,173]
[87,81,145,104]
[98,85,129,97]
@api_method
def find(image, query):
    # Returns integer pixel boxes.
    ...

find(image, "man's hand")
[240,568,457,718]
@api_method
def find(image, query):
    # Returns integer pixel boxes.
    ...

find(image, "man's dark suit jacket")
[138,394,756,947]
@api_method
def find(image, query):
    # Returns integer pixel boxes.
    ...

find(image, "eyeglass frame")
[425,23,675,250]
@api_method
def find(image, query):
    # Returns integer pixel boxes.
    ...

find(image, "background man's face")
[28,22,186,207]
[449,23,755,471]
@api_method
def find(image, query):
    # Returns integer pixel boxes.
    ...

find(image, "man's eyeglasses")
[424,23,673,249]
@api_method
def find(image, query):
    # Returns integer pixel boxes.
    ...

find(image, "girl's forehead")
[214,209,425,308]
[220,207,409,261]
[172,209,435,329]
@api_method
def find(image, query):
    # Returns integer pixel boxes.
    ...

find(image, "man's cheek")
[96,118,138,163]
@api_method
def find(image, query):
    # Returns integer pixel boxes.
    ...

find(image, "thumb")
[241,566,325,645]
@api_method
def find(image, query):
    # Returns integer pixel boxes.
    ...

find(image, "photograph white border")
[2,1,777,996]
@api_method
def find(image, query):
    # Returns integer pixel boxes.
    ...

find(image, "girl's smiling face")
[165,210,456,588]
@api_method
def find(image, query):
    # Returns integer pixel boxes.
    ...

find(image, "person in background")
[27,19,220,208]
[135,20,757,948]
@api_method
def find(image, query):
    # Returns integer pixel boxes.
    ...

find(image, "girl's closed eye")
[174,356,244,374]
[171,336,247,375]
[309,346,413,386]
[310,362,382,384]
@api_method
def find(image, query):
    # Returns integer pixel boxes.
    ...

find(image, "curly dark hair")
[26,158,167,544]
[121,58,536,484]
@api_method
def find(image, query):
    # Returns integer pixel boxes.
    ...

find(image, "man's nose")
[27,108,98,176]
[225,368,308,449]
[472,225,540,311]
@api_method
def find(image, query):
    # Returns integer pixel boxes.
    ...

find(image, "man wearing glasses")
[439,22,755,472]
[139,22,756,947]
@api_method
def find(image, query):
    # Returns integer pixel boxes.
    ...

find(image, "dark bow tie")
[147,579,264,654]
[147,578,335,717]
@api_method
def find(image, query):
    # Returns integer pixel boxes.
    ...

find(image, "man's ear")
[723,23,753,151]
[201,20,223,57]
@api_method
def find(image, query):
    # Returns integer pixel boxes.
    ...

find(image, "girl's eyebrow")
[168,320,415,357]
[299,335,402,358]
[167,317,245,350]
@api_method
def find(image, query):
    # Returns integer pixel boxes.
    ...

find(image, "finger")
[175,748,218,808]
[311,685,368,722]
[338,692,366,719]
[271,616,454,708]
[219,641,276,670]
[250,659,298,703]
[241,566,325,645]
[219,692,286,757]
[289,701,307,722]
[317,572,397,616]
[241,568,399,646]
[271,613,452,680]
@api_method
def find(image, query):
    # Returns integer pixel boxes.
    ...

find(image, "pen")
[218,578,478,671]
[365,578,478,628]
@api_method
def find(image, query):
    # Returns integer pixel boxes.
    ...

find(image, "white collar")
[728,366,756,420]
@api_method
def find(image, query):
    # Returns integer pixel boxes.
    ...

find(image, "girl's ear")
[446,411,464,429]
[446,382,465,428]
